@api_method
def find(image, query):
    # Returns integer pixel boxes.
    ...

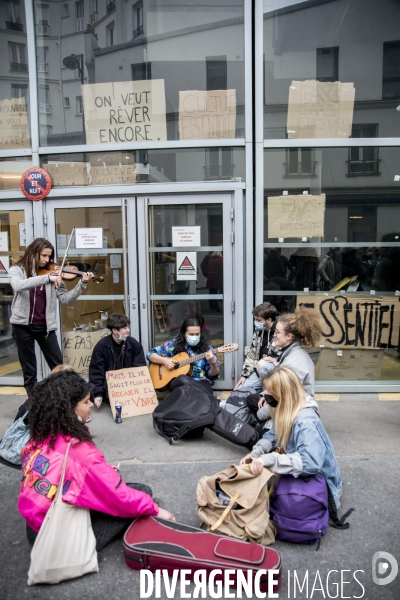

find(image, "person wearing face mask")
[233,302,280,393]
[89,313,146,409]
[19,370,175,553]
[147,317,220,394]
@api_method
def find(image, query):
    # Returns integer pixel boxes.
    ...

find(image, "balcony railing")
[36,24,49,35]
[204,164,234,180]
[37,63,48,73]
[107,1,115,13]
[39,103,52,114]
[6,21,23,32]
[90,11,98,24]
[10,62,28,72]
[285,160,317,177]
[133,24,144,39]
[347,159,380,176]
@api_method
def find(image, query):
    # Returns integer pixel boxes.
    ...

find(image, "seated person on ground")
[147,317,220,395]
[234,302,280,393]
[241,366,342,510]
[19,370,175,552]
[89,313,146,408]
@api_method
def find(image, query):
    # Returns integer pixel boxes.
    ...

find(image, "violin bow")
[58,227,75,277]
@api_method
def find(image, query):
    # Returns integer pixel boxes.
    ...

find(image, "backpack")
[219,387,258,425]
[0,412,30,468]
[152,384,220,444]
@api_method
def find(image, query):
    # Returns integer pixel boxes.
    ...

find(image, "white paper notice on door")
[176,252,197,281]
[172,226,200,247]
[75,228,103,248]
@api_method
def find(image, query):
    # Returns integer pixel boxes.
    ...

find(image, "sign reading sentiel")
[20,167,52,200]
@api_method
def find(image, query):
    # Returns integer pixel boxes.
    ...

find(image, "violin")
[38,262,104,283]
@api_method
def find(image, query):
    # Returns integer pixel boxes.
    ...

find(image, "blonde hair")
[262,366,306,449]
[51,364,75,374]
[278,307,321,347]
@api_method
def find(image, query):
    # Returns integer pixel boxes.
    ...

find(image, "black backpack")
[152,384,220,444]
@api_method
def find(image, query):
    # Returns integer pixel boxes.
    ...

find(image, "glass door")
[45,198,133,378]
[134,194,235,389]
[0,202,34,385]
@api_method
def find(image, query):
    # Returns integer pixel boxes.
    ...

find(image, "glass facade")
[0,0,399,389]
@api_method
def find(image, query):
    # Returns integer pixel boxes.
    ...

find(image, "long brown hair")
[15,238,54,277]
[278,307,321,347]
[262,366,306,449]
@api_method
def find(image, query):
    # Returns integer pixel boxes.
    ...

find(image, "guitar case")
[123,516,282,594]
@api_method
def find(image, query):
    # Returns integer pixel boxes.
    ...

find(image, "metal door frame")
[134,191,245,390]
[0,201,34,386]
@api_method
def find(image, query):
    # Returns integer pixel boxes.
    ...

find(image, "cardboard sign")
[299,295,400,349]
[318,348,384,381]
[268,194,325,239]
[106,366,157,420]
[0,97,30,149]
[45,162,88,186]
[177,252,197,281]
[82,80,167,144]
[287,80,355,139]
[62,331,108,378]
[179,90,236,140]
[172,226,201,247]
[75,228,103,248]
[88,150,137,185]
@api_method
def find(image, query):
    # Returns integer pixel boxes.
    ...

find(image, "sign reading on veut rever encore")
[82,80,167,144]
[106,366,158,420]
[268,194,325,239]
[179,90,236,139]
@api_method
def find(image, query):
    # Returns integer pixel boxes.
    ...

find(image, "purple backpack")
[270,474,329,548]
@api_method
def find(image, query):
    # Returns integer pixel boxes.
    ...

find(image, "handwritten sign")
[45,162,88,186]
[287,80,355,139]
[299,295,400,349]
[106,366,157,420]
[179,90,236,140]
[81,80,167,144]
[88,151,137,185]
[0,97,30,149]
[62,331,108,377]
[268,194,325,239]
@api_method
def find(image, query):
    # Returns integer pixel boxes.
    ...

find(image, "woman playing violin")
[9,238,94,396]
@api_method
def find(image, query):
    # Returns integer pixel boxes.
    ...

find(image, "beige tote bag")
[27,439,99,585]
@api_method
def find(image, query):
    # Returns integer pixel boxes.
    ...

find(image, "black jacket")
[89,335,146,399]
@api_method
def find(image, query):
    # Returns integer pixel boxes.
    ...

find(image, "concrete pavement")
[0,389,399,599]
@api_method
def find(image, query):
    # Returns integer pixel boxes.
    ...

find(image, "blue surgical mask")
[186,335,200,346]
[254,321,265,331]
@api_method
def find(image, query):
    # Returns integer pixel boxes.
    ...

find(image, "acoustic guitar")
[149,343,239,391]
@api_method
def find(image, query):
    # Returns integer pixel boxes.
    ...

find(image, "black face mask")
[264,394,278,407]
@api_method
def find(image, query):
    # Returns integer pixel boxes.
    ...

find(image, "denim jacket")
[251,407,343,507]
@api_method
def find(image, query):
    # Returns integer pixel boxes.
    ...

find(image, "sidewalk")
[0,388,399,599]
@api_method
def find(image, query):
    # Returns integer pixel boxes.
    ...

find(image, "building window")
[347,124,380,176]
[64,96,70,108]
[9,42,27,72]
[107,22,114,47]
[285,148,316,177]
[382,41,400,99]
[107,1,115,13]
[11,84,28,105]
[76,96,83,115]
[133,3,144,38]
[76,0,84,31]
[38,86,51,113]
[62,3,69,17]
[90,0,97,24]
[40,124,52,136]
[206,56,227,90]
[205,148,233,180]
[316,47,339,82]
[132,62,151,81]
[5,0,23,31]
[37,46,48,73]
[36,3,49,25]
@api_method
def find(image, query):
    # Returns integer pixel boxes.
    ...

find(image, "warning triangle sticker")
[179,256,195,271]
[0,260,7,274]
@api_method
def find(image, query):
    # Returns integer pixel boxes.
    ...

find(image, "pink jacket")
[18,434,158,532]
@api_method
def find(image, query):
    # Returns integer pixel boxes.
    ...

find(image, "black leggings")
[26,483,153,552]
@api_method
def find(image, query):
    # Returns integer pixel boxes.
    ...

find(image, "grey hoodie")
[9,265,87,331]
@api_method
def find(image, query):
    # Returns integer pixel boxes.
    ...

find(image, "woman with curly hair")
[9,238,94,396]
[18,370,175,551]
[147,317,220,394]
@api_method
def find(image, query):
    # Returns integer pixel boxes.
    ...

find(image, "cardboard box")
[318,348,384,380]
